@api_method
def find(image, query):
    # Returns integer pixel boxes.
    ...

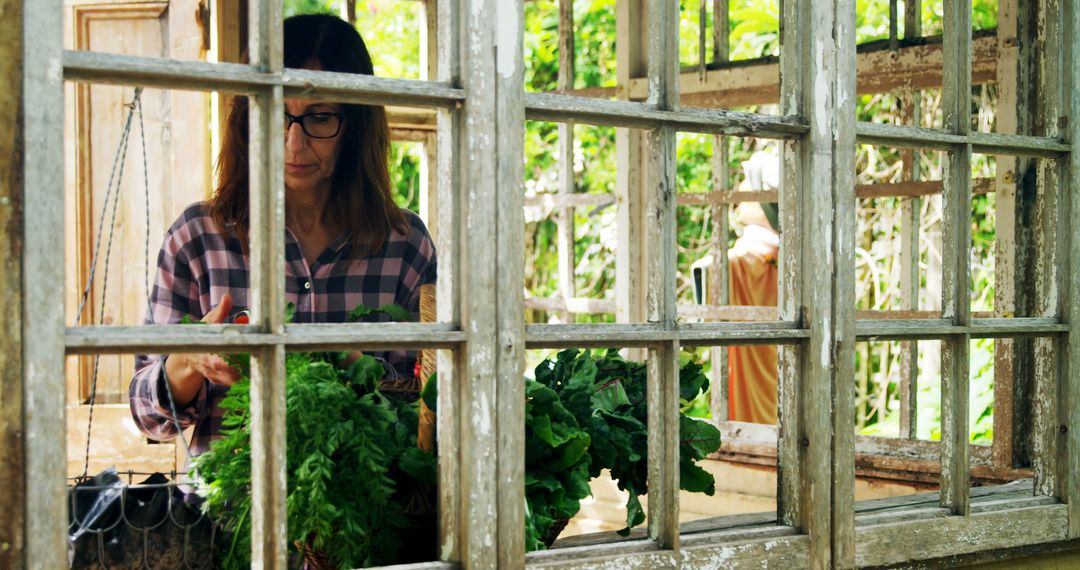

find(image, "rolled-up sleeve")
[129,226,211,441]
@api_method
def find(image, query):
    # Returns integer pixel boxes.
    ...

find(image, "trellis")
[4,1,1080,570]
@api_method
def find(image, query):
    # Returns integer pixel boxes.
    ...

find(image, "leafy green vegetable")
[349,302,416,323]
[525,348,723,547]
[192,303,434,570]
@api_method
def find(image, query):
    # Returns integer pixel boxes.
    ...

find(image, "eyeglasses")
[284,111,345,139]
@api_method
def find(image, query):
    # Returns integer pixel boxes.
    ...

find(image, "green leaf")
[590,378,630,413]
[421,373,438,412]
[399,447,438,485]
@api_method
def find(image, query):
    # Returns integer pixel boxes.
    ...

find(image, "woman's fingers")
[202,293,234,324]
[195,354,242,385]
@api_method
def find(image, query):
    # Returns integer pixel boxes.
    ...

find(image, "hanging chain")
[79,87,144,480]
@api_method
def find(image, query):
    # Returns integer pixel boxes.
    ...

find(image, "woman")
[129,14,437,455]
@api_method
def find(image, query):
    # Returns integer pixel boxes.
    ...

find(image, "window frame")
[17,0,1080,568]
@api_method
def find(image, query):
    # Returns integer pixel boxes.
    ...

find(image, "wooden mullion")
[780,2,857,567]
[898,88,921,441]
[1065,0,1080,537]
[457,0,500,560]
[615,0,647,359]
[889,0,898,50]
[1030,0,1066,502]
[21,0,66,566]
[246,0,286,565]
[777,0,802,533]
[991,0,1020,471]
[708,0,731,427]
[708,135,730,424]
[940,0,972,517]
[495,0,526,566]
[557,0,575,322]
[904,0,921,38]
[830,2,858,566]
[645,0,680,551]
[698,0,707,79]
[434,0,462,546]
[0,0,25,564]
[713,0,728,63]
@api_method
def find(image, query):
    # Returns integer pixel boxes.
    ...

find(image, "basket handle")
[417,284,437,452]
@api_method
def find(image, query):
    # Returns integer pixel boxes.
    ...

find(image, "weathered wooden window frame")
[17,1,1079,569]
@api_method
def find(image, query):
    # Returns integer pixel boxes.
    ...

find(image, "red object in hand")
[232,311,250,324]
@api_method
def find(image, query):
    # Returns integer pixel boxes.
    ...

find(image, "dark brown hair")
[210,14,406,256]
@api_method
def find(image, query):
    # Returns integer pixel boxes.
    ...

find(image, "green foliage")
[528,349,722,546]
[193,305,435,569]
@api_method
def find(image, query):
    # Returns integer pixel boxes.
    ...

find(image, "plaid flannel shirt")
[129,202,437,456]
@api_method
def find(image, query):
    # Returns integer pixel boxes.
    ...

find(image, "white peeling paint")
[495,0,519,78]
[477,391,493,435]
[47,56,62,83]
[441,534,454,560]
[821,316,831,365]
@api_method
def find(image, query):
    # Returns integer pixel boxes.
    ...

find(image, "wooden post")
[940,0,973,516]
[0,0,24,565]
[992,0,1020,470]
[440,0,525,565]
[1063,0,1080,537]
[246,0,288,566]
[616,0,648,333]
[645,0,681,551]
[708,0,731,426]
[897,0,921,441]
[1009,0,1042,471]
[493,0,526,565]
[557,0,576,323]
[780,1,856,567]
[1031,0,1067,501]
[421,1,438,241]
[21,0,67,567]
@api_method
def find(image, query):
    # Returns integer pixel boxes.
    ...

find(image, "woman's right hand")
[164,293,243,406]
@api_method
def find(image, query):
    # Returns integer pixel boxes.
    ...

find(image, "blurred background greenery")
[284,0,1002,444]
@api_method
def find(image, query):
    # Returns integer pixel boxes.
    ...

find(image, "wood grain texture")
[856,504,1068,567]
[939,0,973,517]
[435,0,462,558]
[991,0,1020,475]
[644,0,680,550]
[525,92,807,139]
[495,0,526,566]
[22,0,67,567]
[63,49,465,107]
[1065,0,1080,538]
[246,0,287,564]
[0,0,25,564]
[621,34,1001,107]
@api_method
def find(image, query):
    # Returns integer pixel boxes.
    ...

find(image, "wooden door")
[63,0,212,478]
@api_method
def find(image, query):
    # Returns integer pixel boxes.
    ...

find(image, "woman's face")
[283,97,346,197]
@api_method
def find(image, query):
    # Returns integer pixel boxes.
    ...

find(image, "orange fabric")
[727,227,779,425]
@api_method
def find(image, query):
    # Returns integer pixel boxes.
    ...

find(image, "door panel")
[64,0,211,478]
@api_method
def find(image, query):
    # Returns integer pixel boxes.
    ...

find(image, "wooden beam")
[611,34,1000,108]
[940,0,973,518]
[781,1,857,567]
[556,0,575,322]
[246,0,287,565]
[644,0,681,551]
[494,1,526,566]
[21,0,66,567]
[0,0,24,565]
[434,0,462,559]
[614,0,647,328]
[1065,0,1080,539]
